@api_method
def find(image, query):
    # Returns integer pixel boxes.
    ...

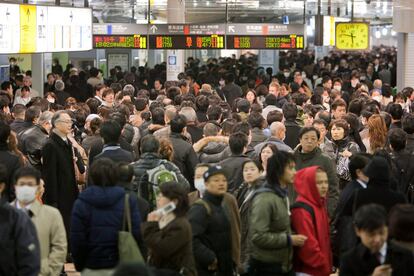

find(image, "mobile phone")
[156,202,176,217]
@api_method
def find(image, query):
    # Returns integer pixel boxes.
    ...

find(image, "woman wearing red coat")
[291,166,332,276]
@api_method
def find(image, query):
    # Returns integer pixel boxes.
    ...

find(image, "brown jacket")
[141,217,197,276]
[188,191,241,269]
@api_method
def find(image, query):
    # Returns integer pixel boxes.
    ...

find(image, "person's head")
[367,114,388,152]
[203,165,227,196]
[268,82,280,97]
[312,119,328,143]
[157,181,189,217]
[237,99,251,113]
[270,121,286,141]
[349,153,371,182]
[151,107,165,125]
[89,158,119,186]
[117,162,135,184]
[388,128,407,152]
[13,167,41,205]
[402,113,414,135]
[315,168,329,198]
[388,103,403,121]
[1,81,13,95]
[265,93,278,107]
[331,99,347,119]
[179,107,196,124]
[243,159,263,185]
[203,123,219,137]
[354,204,388,254]
[170,114,187,134]
[299,127,320,153]
[0,164,7,196]
[388,204,414,244]
[154,79,162,90]
[51,110,72,136]
[25,106,41,124]
[23,76,32,87]
[229,132,248,155]
[329,119,349,141]
[178,79,189,94]
[245,90,257,105]
[37,111,53,133]
[267,110,283,125]
[207,105,222,122]
[100,120,122,144]
[266,151,296,187]
[102,88,115,105]
[248,112,265,129]
[140,135,160,154]
[322,76,332,90]
[260,143,278,168]
[282,103,298,121]
[11,104,26,120]
[20,86,31,98]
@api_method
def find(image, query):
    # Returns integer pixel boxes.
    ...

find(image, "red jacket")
[291,166,332,276]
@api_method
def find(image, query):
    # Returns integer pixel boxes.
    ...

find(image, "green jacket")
[293,146,339,216]
[249,185,293,273]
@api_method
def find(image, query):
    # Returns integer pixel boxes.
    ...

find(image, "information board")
[226,35,304,49]
[148,35,224,49]
[93,35,147,49]
[0,3,92,53]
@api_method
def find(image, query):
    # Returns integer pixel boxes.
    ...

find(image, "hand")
[291,234,308,247]
[147,211,161,222]
[208,259,218,271]
[341,150,352,158]
[372,265,392,276]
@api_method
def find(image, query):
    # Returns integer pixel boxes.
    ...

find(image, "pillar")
[259,50,280,74]
[31,53,44,97]
[166,0,185,81]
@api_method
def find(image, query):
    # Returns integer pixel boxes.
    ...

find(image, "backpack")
[390,153,414,197]
[290,201,316,226]
[138,163,178,211]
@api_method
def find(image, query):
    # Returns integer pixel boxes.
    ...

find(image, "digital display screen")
[148,35,225,49]
[226,35,304,49]
[93,35,147,49]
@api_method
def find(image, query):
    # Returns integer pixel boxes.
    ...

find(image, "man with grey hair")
[254,121,293,154]
[15,76,40,98]
[54,80,70,106]
[21,111,54,170]
[179,107,203,143]
[123,84,135,97]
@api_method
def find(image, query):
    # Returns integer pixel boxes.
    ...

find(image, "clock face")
[336,23,369,50]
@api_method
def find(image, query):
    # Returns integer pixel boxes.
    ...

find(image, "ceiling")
[9,0,394,24]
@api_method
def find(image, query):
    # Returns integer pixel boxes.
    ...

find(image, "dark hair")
[1,81,12,91]
[11,104,26,116]
[349,153,371,180]
[389,128,407,151]
[100,120,122,144]
[140,135,160,154]
[232,121,250,136]
[312,118,328,128]
[117,162,135,183]
[170,114,187,134]
[388,103,403,121]
[265,94,277,106]
[229,132,248,155]
[266,151,295,186]
[196,95,209,112]
[299,126,320,140]
[0,122,10,143]
[282,103,297,120]
[89,158,119,187]
[25,106,41,123]
[151,107,165,125]
[317,110,331,126]
[0,164,7,188]
[348,99,364,117]
[403,113,414,134]
[248,112,265,129]
[354,204,387,232]
[331,98,347,111]
[85,98,101,114]
[291,92,309,107]
[237,99,251,113]
[260,143,278,164]
[14,166,41,185]
[166,86,181,101]
[389,204,414,242]
[221,119,235,136]
[135,97,149,112]
[159,181,189,216]
[225,72,235,83]
[267,110,283,125]
[330,119,350,137]
[89,67,99,78]
[207,105,222,121]
[380,111,392,130]
[243,159,264,172]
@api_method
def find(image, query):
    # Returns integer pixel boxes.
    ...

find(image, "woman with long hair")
[258,143,278,176]
[363,114,388,154]
[158,138,174,161]
[244,89,259,105]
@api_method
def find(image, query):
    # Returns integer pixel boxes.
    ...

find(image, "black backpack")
[290,201,316,226]
[390,153,414,195]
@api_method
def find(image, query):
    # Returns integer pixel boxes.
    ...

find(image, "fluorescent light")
[391,30,397,36]
[375,30,381,39]
[382,27,388,36]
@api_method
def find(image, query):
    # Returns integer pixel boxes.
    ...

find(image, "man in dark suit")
[42,110,79,251]
[94,120,134,164]
[340,204,414,276]
[282,102,301,149]
[221,73,242,108]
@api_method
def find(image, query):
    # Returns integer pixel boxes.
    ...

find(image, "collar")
[203,191,224,206]
[102,144,121,152]
[356,179,367,189]
[378,242,387,264]
[52,129,68,142]
[15,200,33,213]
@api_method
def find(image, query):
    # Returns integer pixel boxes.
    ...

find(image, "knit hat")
[203,165,225,182]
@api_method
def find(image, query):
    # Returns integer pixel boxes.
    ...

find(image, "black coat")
[88,137,133,166]
[219,154,251,193]
[222,83,242,108]
[93,144,134,164]
[0,198,40,276]
[340,241,414,276]
[187,192,233,276]
[41,132,78,239]
[0,143,21,201]
[186,125,203,144]
[169,133,199,188]
[284,119,301,149]
[20,125,49,170]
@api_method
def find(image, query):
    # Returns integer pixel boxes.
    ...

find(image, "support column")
[166,0,185,81]
[259,50,279,73]
[31,53,44,97]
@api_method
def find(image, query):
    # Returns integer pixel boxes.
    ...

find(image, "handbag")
[118,193,144,263]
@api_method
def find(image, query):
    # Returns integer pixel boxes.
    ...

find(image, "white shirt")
[356,179,367,189]
[377,242,388,264]
[13,96,31,106]
[15,200,32,213]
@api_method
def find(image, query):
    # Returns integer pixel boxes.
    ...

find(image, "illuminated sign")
[93,35,147,49]
[226,35,304,49]
[148,35,224,49]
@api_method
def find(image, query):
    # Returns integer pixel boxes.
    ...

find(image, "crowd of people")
[1,45,414,276]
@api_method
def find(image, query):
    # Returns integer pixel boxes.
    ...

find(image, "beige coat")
[14,200,67,276]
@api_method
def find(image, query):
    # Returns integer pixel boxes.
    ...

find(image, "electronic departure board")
[148,35,225,49]
[226,35,304,49]
[93,35,147,49]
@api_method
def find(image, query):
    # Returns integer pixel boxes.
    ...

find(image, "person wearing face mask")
[189,163,241,274]
[291,167,332,276]
[11,166,67,276]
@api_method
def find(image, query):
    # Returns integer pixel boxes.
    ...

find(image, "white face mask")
[194,178,206,195]
[47,98,55,103]
[313,75,318,80]
[351,79,359,88]
[333,85,342,91]
[219,80,225,86]
[301,73,307,78]
[284,72,290,78]
[15,186,37,204]
[399,103,406,109]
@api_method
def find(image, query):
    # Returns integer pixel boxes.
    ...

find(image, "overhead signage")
[0,3,92,54]
[226,24,305,49]
[148,24,226,49]
[93,35,147,49]
[93,24,148,35]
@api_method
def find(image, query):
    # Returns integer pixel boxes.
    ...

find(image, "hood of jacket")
[294,166,325,207]
[294,146,322,162]
[79,185,125,208]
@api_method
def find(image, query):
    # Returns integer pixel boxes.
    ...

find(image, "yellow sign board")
[20,5,37,53]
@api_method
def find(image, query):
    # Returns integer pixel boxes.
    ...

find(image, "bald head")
[270,121,286,141]
[373,79,382,89]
